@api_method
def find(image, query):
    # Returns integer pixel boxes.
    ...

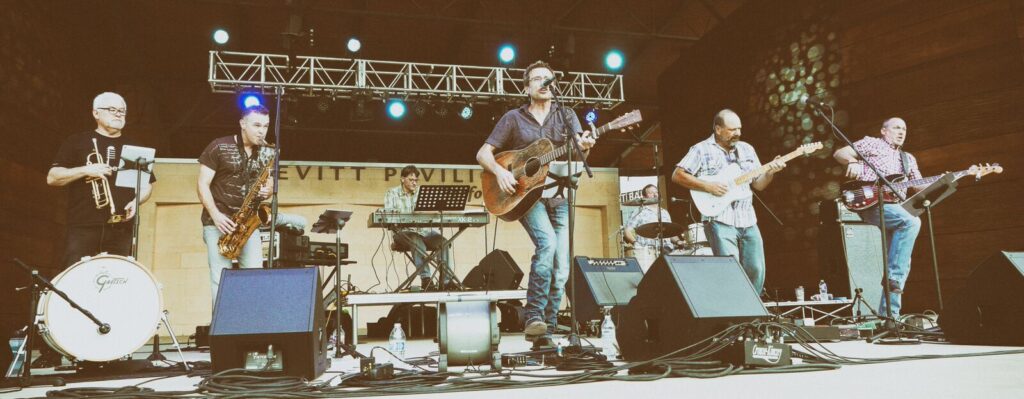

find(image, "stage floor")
[9,333,1024,398]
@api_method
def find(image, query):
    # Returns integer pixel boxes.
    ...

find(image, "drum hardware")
[635,222,686,240]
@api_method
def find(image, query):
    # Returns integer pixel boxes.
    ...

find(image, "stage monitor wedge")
[941,251,1024,346]
[617,255,769,361]
[210,267,329,379]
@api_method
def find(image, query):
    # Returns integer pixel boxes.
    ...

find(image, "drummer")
[624,184,685,255]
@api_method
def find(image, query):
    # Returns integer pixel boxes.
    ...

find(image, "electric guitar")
[840,163,1003,211]
[482,110,643,221]
[690,142,823,217]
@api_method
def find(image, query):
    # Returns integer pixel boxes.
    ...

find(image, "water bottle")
[388,323,406,360]
[818,280,829,301]
[600,312,618,360]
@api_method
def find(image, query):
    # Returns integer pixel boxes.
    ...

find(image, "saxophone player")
[42,92,156,368]
[197,105,275,302]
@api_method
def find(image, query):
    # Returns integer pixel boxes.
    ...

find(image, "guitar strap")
[899,149,910,179]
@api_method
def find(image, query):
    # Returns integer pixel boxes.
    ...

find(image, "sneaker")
[885,279,903,294]
[524,319,547,336]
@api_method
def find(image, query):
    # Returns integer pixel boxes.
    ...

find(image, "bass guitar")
[840,163,1002,211]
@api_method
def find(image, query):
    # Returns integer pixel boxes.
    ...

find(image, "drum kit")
[9,253,189,383]
[620,197,714,273]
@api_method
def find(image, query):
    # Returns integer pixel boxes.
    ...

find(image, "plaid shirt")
[626,206,676,251]
[383,185,434,236]
[677,135,761,228]
[852,136,922,199]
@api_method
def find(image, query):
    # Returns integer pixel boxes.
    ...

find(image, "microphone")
[670,197,689,203]
[106,146,116,166]
[540,77,556,89]
[803,95,827,109]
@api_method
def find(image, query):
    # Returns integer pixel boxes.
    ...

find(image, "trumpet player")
[197,104,275,302]
[47,92,155,268]
[42,92,155,368]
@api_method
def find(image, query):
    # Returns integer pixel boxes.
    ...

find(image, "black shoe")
[531,336,556,351]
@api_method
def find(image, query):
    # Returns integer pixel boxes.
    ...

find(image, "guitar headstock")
[798,142,824,156]
[605,109,643,131]
[966,163,1003,179]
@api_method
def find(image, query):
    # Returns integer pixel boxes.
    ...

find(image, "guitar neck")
[537,122,613,165]
[734,147,806,185]
[887,169,968,191]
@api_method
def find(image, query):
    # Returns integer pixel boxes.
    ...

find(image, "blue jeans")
[858,204,921,318]
[519,200,569,336]
[704,221,766,295]
[203,225,263,305]
[394,231,452,283]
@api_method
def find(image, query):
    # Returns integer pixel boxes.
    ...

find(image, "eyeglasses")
[528,76,552,83]
[97,107,127,116]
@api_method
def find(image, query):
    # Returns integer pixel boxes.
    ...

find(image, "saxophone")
[217,146,276,259]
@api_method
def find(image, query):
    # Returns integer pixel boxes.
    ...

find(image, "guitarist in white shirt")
[833,117,922,318]
[671,109,786,296]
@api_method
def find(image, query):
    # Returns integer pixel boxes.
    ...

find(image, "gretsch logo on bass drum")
[95,272,128,293]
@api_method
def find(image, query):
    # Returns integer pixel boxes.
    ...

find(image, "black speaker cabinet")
[818,223,884,315]
[569,256,644,322]
[463,249,524,290]
[941,251,1024,346]
[617,255,769,361]
[210,267,329,379]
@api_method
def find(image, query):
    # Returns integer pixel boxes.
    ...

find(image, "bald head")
[91,92,127,135]
[712,109,742,149]
[880,117,907,147]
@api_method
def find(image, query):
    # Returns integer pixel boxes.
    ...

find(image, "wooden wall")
[658,0,1024,313]
[143,160,621,336]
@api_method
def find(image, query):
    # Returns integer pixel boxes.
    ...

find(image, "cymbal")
[622,197,660,206]
[635,222,685,239]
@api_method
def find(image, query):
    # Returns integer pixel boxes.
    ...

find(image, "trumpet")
[87,138,124,223]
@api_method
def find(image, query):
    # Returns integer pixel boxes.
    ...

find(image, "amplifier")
[259,231,310,261]
[309,241,348,262]
[818,199,862,224]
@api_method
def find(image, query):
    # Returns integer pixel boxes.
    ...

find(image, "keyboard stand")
[394,185,472,292]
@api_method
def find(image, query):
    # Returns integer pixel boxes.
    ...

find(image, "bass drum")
[37,254,163,362]
[625,245,658,273]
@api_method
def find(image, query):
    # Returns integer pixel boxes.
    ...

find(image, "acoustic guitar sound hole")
[524,158,541,177]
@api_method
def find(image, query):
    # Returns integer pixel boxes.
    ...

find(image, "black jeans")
[61,222,133,269]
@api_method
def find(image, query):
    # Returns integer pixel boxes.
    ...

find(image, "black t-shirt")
[51,131,157,226]
[198,135,275,226]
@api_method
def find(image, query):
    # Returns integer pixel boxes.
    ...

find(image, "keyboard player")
[384,165,452,290]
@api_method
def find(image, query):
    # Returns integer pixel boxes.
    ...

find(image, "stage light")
[241,93,262,108]
[498,45,516,64]
[213,29,230,45]
[460,104,474,120]
[585,108,598,124]
[605,50,624,71]
[434,103,449,119]
[347,38,361,53]
[413,101,428,117]
[387,99,406,119]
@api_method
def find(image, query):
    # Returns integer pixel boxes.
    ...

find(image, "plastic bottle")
[388,323,406,360]
[818,280,829,301]
[600,312,618,360]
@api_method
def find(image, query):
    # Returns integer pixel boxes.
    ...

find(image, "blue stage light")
[498,45,516,64]
[387,99,407,119]
[241,94,262,108]
[585,109,598,124]
[460,104,474,120]
[605,50,624,70]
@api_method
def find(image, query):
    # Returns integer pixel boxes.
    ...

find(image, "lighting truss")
[208,51,625,109]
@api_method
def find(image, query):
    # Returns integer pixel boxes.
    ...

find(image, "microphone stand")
[810,104,917,345]
[267,86,284,268]
[550,81,592,351]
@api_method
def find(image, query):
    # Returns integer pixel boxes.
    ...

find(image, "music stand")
[117,145,155,259]
[414,185,471,211]
[902,173,958,312]
[312,210,360,359]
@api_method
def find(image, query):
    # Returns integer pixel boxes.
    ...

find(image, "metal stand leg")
[161,310,191,371]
